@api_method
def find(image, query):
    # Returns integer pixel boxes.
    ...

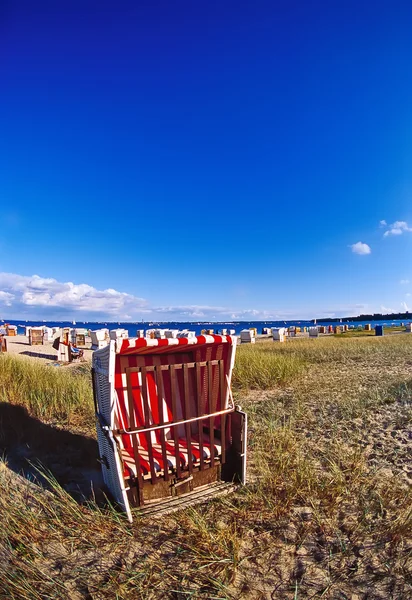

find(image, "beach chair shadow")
[0,402,106,504]
[20,350,57,361]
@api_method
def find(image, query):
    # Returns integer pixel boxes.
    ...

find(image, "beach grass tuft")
[233,342,305,389]
[0,354,93,425]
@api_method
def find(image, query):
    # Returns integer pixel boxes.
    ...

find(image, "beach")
[0,331,411,598]
[4,334,94,365]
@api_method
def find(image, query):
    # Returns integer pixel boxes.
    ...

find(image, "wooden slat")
[219,360,226,465]
[195,361,205,470]
[140,367,157,482]
[182,364,193,475]
[208,361,215,463]
[126,361,218,375]
[170,365,181,478]
[154,364,169,481]
[126,369,144,503]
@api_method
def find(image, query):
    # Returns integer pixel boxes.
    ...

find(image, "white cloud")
[380,305,395,313]
[401,301,409,312]
[383,221,412,237]
[0,271,294,321]
[0,291,14,306]
[400,279,410,285]
[0,272,147,319]
[0,271,405,323]
[379,220,387,226]
[350,242,371,255]
[406,293,411,298]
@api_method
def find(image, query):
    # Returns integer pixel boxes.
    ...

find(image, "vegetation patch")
[0,336,411,598]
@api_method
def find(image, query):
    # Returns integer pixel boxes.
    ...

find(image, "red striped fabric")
[114,337,233,479]
[118,334,232,355]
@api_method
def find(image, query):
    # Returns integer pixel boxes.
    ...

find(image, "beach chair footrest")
[134,480,238,518]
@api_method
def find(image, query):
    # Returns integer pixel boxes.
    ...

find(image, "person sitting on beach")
[69,343,84,360]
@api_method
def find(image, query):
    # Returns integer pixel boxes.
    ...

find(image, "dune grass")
[0,336,411,598]
[0,353,93,425]
[232,342,305,389]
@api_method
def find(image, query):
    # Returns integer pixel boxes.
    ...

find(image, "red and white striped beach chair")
[92,334,247,521]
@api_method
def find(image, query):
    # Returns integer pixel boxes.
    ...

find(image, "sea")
[2,318,410,337]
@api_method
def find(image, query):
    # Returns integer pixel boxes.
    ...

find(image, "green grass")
[0,354,93,425]
[232,342,305,389]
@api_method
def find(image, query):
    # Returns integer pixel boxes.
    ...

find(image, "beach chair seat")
[120,436,222,479]
[92,335,247,521]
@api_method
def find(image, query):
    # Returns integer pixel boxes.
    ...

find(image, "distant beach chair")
[309,327,319,338]
[92,334,247,521]
[6,325,17,336]
[240,329,255,344]
[54,337,84,362]
[90,329,109,350]
[29,327,44,346]
[109,329,129,342]
[164,329,179,339]
[177,330,196,339]
[272,327,286,342]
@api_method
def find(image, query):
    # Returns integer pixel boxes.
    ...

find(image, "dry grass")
[0,336,411,599]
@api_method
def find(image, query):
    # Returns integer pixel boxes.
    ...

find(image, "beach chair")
[0,335,7,353]
[90,329,109,350]
[164,330,179,339]
[272,327,286,342]
[29,327,44,346]
[92,334,247,522]
[109,329,129,342]
[55,339,84,362]
[177,330,196,339]
[240,329,255,344]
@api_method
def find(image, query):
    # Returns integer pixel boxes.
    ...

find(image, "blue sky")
[1,0,412,321]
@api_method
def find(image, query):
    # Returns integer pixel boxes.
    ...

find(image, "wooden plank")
[154,364,169,481]
[138,481,238,517]
[170,365,181,478]
[219,359,226,465]
[140,366,157,482]
[126,368,144,504]
[182,364,193,475]
[195,361,205,470]
[207,361,215,462]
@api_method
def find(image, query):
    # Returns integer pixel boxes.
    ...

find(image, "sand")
[3,334,94,364]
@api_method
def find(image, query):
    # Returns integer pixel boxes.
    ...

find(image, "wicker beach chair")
[240,329,255,343]
[90,329,109,350]
[92,334,247,521]
[29,327,44,346]
[109,329,129,342]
